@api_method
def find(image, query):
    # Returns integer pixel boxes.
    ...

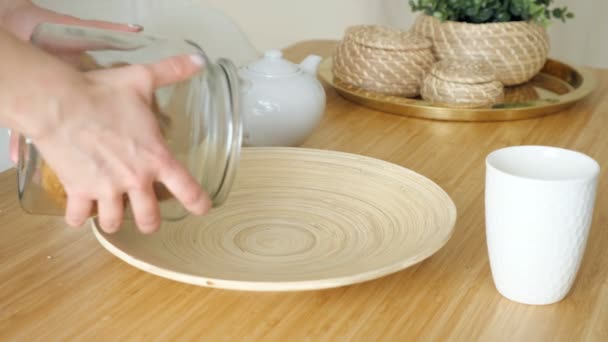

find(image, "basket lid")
[344,25,431,51]
[430,60,497,84]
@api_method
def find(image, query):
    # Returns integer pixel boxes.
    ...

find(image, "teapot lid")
[245,49,299,76]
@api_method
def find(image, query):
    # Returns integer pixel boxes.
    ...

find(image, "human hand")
[4,0,143,165]
[31,53,211,234]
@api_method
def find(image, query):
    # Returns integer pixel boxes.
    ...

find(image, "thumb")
[89,54,206,91]
[145,54,206,88]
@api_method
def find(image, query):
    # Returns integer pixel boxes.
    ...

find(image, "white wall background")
[546,0,608,69]
[205,0,412,53]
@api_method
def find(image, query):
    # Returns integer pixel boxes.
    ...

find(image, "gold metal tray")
[319,57,596,122]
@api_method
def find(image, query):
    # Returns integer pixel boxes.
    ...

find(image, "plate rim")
[91,147,458,292]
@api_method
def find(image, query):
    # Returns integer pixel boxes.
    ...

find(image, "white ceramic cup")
[485,145,600,305]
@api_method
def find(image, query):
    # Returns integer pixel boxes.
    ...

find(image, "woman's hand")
[32,54,211,234]
[3,0,143,164]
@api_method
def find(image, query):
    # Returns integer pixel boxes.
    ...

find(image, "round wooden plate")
[92,147,457,291]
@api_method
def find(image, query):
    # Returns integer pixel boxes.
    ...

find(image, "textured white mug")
[485,146,600,305]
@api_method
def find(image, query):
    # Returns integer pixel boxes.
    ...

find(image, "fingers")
[68,19,142,33]
[127,187,162,234]
[145,54,205,88]
[87,54,204,95]
[41,11,143,33]
[97,195,125,234]
[158,161,212,216]
[27,7,142,52]
[60,164,209,233]
[65,196,94,227]
[31,24,141,54]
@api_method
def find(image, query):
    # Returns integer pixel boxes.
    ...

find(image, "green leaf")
[408,0,573,24]
[510,2,523,16]
[465,6,480,16]
[433,10,445,20]
[552,8,563,17]
[495,11,511,21]
[476,8,494,22]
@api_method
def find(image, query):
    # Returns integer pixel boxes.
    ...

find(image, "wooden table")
[1,41,608,341]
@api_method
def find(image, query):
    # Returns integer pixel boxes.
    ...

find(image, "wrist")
[0,24,91,143]
[20,75,90,142]
[4,63,90,143]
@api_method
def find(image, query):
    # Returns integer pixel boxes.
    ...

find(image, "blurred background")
[31,0,608,68]
[0,0,604,171]
[207,0,606,68]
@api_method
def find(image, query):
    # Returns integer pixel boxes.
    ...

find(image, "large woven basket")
[412,15,549,86]
[333,25,435,97]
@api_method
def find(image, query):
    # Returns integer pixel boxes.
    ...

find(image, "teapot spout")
[299,55,322,75]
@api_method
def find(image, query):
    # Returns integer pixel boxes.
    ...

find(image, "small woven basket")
[412,15,549,86]
[421,60,504,108]
[333,25,435,97]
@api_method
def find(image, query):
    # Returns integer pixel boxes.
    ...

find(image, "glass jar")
[17,23,242,220]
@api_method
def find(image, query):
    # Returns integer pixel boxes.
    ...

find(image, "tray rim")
[91,147,457,292]
[319,57,597,122]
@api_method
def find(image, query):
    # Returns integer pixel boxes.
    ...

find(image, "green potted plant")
[409,0,574,85]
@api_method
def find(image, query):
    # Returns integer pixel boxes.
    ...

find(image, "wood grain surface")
[1,40,607,341]
[91,147,456,292]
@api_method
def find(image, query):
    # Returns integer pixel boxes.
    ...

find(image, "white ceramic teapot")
[238,49,326,146]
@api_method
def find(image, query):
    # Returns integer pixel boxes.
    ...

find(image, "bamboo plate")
[92,147,457,292]
[319,57,596,122]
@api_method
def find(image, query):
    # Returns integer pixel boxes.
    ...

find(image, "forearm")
[0,27,84,139]
[0,0,28,30]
